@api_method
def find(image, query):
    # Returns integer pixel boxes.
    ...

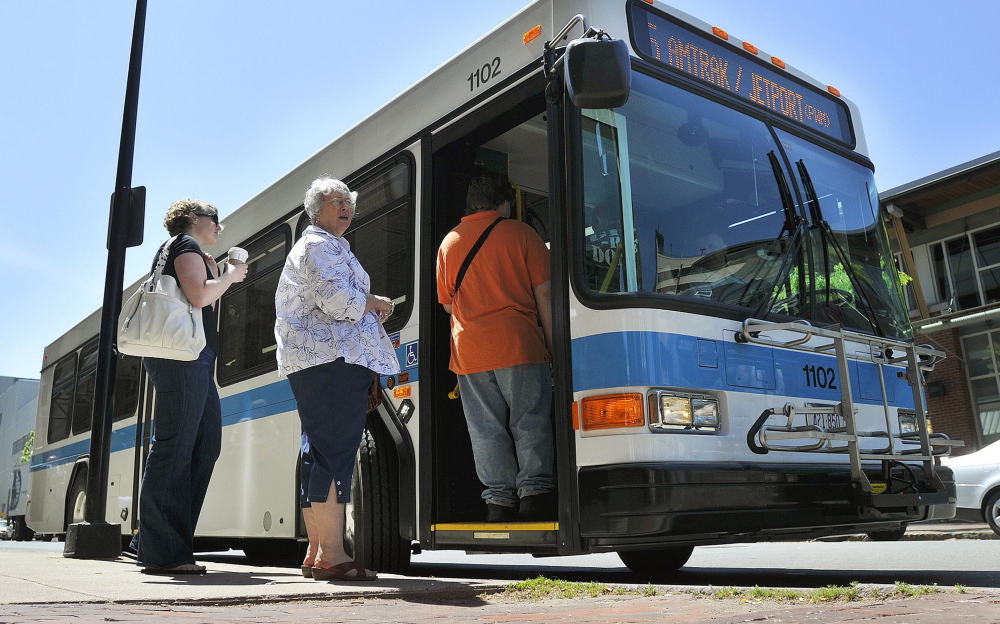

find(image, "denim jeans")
[130,347,221,568]
[457,363,555,507]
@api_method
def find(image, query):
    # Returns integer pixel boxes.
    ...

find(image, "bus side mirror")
[563,37,631,109]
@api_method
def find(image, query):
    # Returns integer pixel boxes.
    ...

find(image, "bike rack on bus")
[736,318,963,509]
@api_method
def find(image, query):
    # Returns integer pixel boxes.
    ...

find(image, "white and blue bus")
[28,0,958,574]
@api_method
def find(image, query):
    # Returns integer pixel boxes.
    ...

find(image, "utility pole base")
[64,522,123,559]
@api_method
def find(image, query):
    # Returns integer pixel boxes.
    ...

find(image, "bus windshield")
[579,70,910,338]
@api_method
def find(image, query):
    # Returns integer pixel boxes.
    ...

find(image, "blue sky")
[2,1,998,380]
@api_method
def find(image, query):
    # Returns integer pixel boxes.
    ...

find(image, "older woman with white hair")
[274,177,399,582]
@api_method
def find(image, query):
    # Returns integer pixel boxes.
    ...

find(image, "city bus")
[28,0,959,574]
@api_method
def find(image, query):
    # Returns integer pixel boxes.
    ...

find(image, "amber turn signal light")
[580,393,645,431]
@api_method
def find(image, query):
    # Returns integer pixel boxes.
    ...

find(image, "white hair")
[303,177,358,221]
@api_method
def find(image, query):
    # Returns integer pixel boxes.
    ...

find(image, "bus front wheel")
[617,545,694,575]
[865,526,907,541]
[344,423,411,575]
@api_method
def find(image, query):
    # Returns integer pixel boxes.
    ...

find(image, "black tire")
[12,517,34,542]
[618,545,694,575]
[866,526,907,542]
[984,490,1000,537]
[345,422,410,574]
[65,468,89,531]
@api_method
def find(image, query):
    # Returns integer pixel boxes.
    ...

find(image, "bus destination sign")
[629,3,852,145]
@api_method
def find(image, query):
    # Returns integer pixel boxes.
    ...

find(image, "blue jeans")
[130,347,221,568]
[457,363,555,507]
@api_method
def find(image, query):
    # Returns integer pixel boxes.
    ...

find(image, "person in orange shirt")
[436,169,556,522]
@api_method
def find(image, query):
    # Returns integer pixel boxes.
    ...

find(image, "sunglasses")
[192,211,224,231]
[192,211,218,224]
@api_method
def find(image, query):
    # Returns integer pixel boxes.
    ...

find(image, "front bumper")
[578,462,955,548]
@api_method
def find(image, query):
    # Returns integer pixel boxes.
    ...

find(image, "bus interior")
[428,87,554,525]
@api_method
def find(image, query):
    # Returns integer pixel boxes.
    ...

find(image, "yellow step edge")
[431,522,558,531]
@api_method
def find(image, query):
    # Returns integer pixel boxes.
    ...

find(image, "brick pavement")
[0,591,998,624]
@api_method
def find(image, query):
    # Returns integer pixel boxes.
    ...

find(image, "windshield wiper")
[745,152,806,319]
[796,159,886,338]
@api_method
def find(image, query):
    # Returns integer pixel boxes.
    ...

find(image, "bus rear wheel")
[65,468,89,531]
[345,423,410,575]
[617,545,694,576]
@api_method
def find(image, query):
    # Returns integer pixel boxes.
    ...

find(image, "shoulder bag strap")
[148,235,180,290]
[454,217,504,294]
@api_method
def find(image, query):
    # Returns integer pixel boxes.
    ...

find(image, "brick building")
[881,150,1000,453]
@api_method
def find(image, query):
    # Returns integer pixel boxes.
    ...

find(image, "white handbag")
[117,236,206,361]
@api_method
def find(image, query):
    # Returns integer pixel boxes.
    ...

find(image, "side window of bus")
[72,340,99,436]
[47,354,77,444]
[217,227,291,386]
[113,353,142,422]
[344,157,415,332]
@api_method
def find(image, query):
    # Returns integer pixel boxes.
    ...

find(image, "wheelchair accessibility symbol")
[405,342,418,368]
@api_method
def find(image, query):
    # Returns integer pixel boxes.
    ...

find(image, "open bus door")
[420,24,632,557]
[422,77,576,554]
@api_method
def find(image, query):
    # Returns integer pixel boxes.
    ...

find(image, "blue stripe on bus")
[32,331,912,472]
[31,379,298,473]
[31,423,142,472]
[220,379,296,427]
[571,331,914,408]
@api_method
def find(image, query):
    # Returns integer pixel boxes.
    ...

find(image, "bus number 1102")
[468,57,502,92]
[802,365,838,389]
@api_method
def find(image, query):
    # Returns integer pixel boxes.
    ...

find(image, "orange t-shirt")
[436,211,551,375]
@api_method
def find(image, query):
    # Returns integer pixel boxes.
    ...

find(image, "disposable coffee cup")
[228,246,248,265]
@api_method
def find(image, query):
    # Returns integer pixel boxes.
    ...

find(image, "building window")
[928,225,1000,312]
[962,329,1000,445]
[12,432,32,456]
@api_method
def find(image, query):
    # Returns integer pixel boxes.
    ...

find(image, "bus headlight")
[649,391,719,432]
[897,409,918,435]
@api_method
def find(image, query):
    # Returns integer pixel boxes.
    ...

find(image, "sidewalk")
[0,546,503,606]
[0,520,993,607]
[899,519,997,540]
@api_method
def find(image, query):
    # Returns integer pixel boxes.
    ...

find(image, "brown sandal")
[311,560,378,582]
[300,564,313,578]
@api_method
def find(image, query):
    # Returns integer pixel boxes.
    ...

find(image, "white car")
[941,439,1000,535]
[0,519,13,540]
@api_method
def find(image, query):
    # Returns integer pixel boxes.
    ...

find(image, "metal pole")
[65,0,147,559]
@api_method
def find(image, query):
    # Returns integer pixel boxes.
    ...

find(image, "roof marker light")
[743,42,758,55]
[771,56,786,69]
[711,26,729,40]
[827,85,842,97]
[523,25,541,44]
[640,0,654,4]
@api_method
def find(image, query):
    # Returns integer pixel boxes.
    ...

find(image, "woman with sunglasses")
[130,198,248,575]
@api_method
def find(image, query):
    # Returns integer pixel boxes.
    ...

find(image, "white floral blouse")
[274,225,400,377]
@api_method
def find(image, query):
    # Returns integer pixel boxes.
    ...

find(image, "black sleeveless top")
[151,234,220,355]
